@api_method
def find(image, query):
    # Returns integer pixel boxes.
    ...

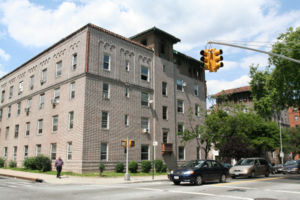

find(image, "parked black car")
[283,160,300,174]
[273,164,284,174]
[168,160,229,185]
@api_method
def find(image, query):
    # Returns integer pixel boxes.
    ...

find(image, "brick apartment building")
[0,24,206,173]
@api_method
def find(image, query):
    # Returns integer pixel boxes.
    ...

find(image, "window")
[125,60,130,71]
[141,145,149,160]
[163,130,168,143]
[36,144,41,156]
[162,106,168,120]
[195,104,200,116]
[67,142,72,160]
[177,100,184,113]
[13,146,17,161]
[27,98,32,108]
[125,114,129,126]
[56,61,62,77]
[141,92,149,106]
[9,86,13,98]
[102,83,110,99]
[8,106,11,118]
[25,122,30,136]
[14,124,19,138]
[70,82,75,99]
[100,143,108,161]
[162,82,167,96]
[101,111,109,129]
[194,85,199,96]
[72,53,77,70]
[68,111,74,130]
[37,119,43,135]
[141,117,149,132]
[0,109,2,121]
[178,146,185,160]
[141,66,149,81]
[54,88,60,101]
[163,65,166,72]
[1,90,5,102]
[29,75,34,90]
[41,68,47,83]
[4,147,8,159]
[17,102,21,115]
[52,115,58,132]
[50,143,57,160]
[176,80,183,91]
[24,145,28,159]
[295,115,299,121]
[39,93,45,109]
[19,81,24,94]
[178,123,184,133]
[125,87,129,98]
[103,54,110,70]
[5,127,9,140]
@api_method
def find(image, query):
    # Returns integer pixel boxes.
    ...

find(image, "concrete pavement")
[0,168,168,184]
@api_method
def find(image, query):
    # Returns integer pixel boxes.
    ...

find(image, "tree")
[282,127,300,157]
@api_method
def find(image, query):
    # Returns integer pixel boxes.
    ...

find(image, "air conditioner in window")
[149,100,154,104]
[182,82,187,87]
[51,98,59,106]
[103,93,109,99]
[40,80,46,85]
[142,128,149,133]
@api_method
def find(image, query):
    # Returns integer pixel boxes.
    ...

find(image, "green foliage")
[140,160,151,173]
[154,160,163,172]
[99,163,105,173]
[115,162,124,173]
[283,127,300,155]
[128,161,138,173]
[34,155,51,172]
[23,157,37,170]
[0,158,5,168]
[161,164,167,173]
[9,160,17,168]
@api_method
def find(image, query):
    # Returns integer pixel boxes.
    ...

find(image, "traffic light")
[211,49,223,72]
[121,140,127,148]
[200,49,212,70]
[129,140,135,148]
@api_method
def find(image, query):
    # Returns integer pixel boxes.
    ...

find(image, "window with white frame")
[52,115,58,132]
[141,117,149,132]
[194,85,199,96]
[1,90,5,102]
[39,93,45,109]
[17,102,21,115]
[29,75,34,90]
[103,54,110,70]
[195,104,200,116]
[67,142,72,160]
[178,123,184,133]
[70,82,75,99]
[14,124,19,138]
[24,145,28,159]
[163,130,168,143]
[37,119,43,135]
[9,86,13,98]
[141,66,149,81]
[4,147,8,159]
[56,61,62,77]
[27,98,32,108]
[54,88,60,101]
[101,111,109,129]
[8,106,11,118]
[162,106,168,120]
[41,68,47,83]
[176,80,183,91]
[19,81,24,94]
[125,60,130,71]
[125,114,129,126]
[177,100,184,113]
[178,146,185,160]
[25,122,30,136]
[13,146,17,161]
[50,143,57,160]
[68,111,74,130]
[100,143,108,161]
[141,92,149,106]
[141,145,149,160]
[36,144,41,156]
[162,82,167,96]
[72,53,77,70]
[102,83,110,99]
[125,87,129,98]
[5,127,9,140]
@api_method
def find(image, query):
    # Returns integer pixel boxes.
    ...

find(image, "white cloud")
[207,75,251,96]
[240,54,269,69]
[0,48,10,61]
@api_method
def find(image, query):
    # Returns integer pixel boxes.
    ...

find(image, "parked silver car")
[229,158,270,178]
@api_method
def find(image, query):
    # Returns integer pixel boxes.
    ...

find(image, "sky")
[0,0,300,107]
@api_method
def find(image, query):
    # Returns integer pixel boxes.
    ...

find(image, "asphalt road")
[1,174,300,200]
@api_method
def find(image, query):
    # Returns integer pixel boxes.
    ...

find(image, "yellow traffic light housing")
[121,140,127,148]
[200,49,212,70]
[129,140,135,148]
[211,49,223,72]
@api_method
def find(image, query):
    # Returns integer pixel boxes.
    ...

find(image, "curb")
[0,173,43,183]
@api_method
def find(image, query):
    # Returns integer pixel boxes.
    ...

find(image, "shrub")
[161,164,167,172]
[35,155,51,172]
[23,157,37,170]
[115,162,124,173]
[99,163,105,176]
[0,158,5,168]
[141,160,152,173]
[8,160,17,168]
[154,160,163,172]
[129,161,138,173]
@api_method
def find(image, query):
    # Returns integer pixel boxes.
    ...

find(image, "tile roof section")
[213,86,251,97]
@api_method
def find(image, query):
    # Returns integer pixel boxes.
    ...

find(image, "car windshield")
[284,160,297,166]
[236,159,254,166]
[181,160,204,168]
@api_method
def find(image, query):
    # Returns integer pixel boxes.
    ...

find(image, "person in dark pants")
[55,157,64,178]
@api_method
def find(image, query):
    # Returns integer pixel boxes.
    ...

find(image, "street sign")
[153,141,158,146]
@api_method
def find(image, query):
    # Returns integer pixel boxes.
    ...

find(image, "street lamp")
[277,111,284,164]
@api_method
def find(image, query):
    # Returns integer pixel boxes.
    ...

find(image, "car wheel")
[265,171,270,177]
[194,176,203,185]
[220,174,226,183]
[173,181,180,185]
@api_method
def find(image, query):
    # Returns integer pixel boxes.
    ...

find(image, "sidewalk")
[0,168,168,184]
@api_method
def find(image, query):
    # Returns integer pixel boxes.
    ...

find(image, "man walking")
[55,157,64,178]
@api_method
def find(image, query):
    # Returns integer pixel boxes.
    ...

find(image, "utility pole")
[124,137,130,181]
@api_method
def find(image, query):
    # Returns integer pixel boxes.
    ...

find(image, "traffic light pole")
[207,41,300,64]
[124,137,130,181]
